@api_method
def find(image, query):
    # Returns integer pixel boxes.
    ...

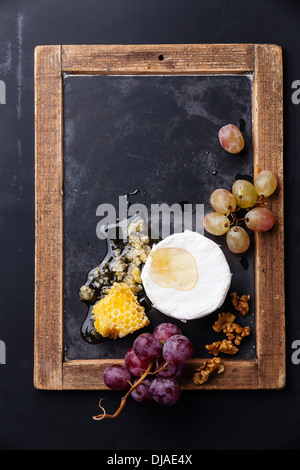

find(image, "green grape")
[226,226,250,254]
[254,170,277,197]
[218,124,244,154]
[232,179,258,209]
[204,212,230,236]
[210,189,236,214]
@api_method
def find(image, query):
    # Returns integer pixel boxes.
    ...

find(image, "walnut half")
[230,291,250,316]
[206,339,239,356]
[193,357,224,385]
[222,322,250,346]
[212,311,250,347]
[212,312,236,333]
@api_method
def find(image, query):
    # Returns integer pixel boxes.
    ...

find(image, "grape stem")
[226,205,252,229]
[93,362,153,420]
[256,195,266,205]
[93,359,171,420]
[224,194,269,235]
[150,360,170,375]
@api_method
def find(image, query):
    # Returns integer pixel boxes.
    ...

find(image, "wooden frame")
[34,44,284,390]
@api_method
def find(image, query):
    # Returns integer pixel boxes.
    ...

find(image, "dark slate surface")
[63,74,255,360]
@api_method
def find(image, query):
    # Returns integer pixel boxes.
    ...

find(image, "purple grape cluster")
[102,323,194,408]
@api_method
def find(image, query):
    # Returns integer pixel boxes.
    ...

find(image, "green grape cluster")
[204,170,277,254]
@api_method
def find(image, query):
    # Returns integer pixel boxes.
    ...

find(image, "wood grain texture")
[62,43,254,74]
[34,44,284,391]
[253,44,285,389]
[34,45,64,390]
[62,358,259,390]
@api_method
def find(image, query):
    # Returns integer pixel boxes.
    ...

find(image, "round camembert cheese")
[141,230,232,322]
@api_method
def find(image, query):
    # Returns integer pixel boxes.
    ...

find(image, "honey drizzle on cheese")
[149,247,198,291]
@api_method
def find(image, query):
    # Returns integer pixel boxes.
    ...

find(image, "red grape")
[153,323,182,343]
[103,364,131,390]
[149,378,181,406]
[162,334,194,365]
[156,357,184,379]
[245,207,275,232]
[133,333,162,363]
[131,378,152,402]
[124,347,149,377]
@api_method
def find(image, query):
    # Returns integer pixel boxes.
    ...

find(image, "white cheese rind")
[141,230,232,322]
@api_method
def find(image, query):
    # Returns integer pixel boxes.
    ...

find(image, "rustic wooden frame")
[34,44,284,390]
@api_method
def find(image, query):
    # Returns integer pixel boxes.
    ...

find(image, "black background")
[0,0,299,451]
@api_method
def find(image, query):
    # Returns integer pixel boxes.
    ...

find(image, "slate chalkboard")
[63,73,255,361]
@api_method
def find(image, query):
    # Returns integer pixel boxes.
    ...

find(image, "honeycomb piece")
[92,282,149,339]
